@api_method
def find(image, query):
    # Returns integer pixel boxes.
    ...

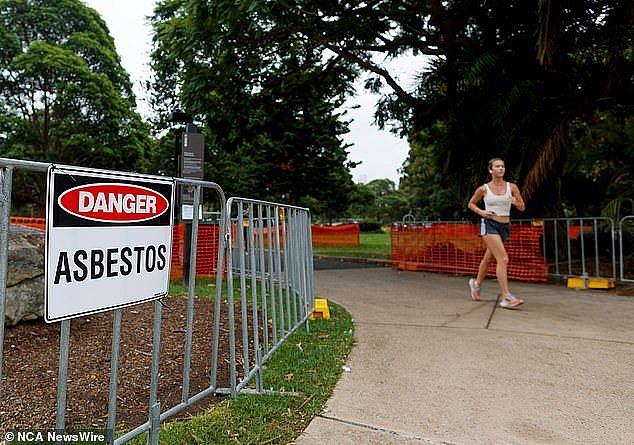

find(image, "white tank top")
[483,182,511,216]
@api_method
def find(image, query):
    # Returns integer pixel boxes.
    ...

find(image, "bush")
[359,221,383,232]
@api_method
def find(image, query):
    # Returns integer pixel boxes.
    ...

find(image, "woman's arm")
[468,186,490,218]
[510,183,525,212]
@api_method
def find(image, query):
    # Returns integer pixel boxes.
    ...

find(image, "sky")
[84,0,421,185]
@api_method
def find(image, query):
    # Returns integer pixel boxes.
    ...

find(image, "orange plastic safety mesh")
[170,224,221,280]
[391,222,548,282]
[232,222,285,247]
[311,224,360,247]
[9,216,46,230]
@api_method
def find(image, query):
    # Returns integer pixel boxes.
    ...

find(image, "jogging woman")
[467,158,526,308]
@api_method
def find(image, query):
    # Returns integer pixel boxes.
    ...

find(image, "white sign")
[45,166,174,323]
[181,204,203,221]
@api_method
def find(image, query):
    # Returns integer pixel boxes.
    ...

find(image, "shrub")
[359,221,383,232]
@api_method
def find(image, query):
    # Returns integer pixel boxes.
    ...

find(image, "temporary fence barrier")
[6,218,295,283]
[170,222,221,280]
[113,177,228,445]
[534,217,617,283]
[7,218,355,270]
[311,223,360,247]
[391,221,548,282]
[225,198,314,395]
[0,158,315,445]
[618,216,634,283]
[392,217,625,284]
[6,216,45,230]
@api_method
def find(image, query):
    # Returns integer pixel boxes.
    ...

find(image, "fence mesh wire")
[391,221,549,282]
[311,223,359,247]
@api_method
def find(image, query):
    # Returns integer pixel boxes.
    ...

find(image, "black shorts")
[480,219,510,242]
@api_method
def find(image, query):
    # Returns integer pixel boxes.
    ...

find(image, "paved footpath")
[297,263,633,445]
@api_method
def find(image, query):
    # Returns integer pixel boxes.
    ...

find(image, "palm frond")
[522,120,570,202]
[536,0,559,71]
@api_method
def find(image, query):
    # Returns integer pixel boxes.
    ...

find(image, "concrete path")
[297,264,634,445]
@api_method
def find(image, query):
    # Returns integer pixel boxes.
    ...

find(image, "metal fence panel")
[1,157,316,444]
[224,197,314,396]
[0,159,230,445]
[619,216,634,283]
[531,217,617,282]
[392,217,625,283]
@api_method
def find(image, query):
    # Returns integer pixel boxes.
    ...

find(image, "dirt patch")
[1,295,236,431]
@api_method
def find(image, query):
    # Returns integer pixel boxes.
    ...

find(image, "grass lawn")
[129,301,354,444]
[312,231,391,259]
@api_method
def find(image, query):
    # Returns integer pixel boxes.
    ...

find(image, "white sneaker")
[499,293,524,309]
[468,278,481,301]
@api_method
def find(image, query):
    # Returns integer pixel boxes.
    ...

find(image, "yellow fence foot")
[310,298,330,320]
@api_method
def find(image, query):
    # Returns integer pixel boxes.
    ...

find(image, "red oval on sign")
[58,183,169,223]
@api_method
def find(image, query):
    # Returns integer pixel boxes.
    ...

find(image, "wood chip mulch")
[1,295,238,432]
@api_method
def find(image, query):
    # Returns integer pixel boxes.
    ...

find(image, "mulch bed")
[1,295,238,432]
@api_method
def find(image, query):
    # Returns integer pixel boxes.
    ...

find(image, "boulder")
[4,225,45,326]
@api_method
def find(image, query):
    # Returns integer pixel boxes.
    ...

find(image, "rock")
[4,225,45,326]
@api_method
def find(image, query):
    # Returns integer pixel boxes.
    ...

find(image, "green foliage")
[149,0,357,216]
[346,179,409,225]
[346,182,377,221]
[0,0,151,212]
[565,110,634,218]
[394,1,634,218]
[224,1,634,218]
[358,221,382,232]
[400,123,461,219]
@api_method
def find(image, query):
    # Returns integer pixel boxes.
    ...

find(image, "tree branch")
[319,41,419,107]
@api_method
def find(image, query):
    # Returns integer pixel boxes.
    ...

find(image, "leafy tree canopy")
[192,0,633,218]
[0,0,151,210]
[149,0,358,216]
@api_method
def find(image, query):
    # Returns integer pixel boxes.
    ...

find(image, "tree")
[0,0,151,212]
[207,1,633,218]
[385,0,633,217]
[345,179,409,224]
[346,182,377,221]
[365,179,409,224]
[149,0,357,215]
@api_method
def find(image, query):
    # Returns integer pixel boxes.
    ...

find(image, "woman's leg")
[476,248,494,285]
[483,234,510,295]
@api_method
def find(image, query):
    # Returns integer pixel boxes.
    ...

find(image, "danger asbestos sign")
[45,166,175,323]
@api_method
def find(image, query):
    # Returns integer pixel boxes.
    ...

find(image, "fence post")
[266,206,278,346]
[248,203,260,367]
[257,204,269,354]
[225,210,238,396]
[55,319,71,433]
[273,207,285,338]
[106,309,123,445]
[147,300,162,443]
[0,166,13,396]
[237,202,250,379]
[210,197,227,390]
[182,185,201,403]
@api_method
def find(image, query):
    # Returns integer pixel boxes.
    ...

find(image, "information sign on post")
[45,166,174,323]
[179,129,204,212]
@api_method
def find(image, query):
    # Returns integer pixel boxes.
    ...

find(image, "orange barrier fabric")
[568,225,593,240]
[170,223,221,280]
[311,224,360,247]
[9,216,46,230]
[231,222,285,247]
[391,222,548,282]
